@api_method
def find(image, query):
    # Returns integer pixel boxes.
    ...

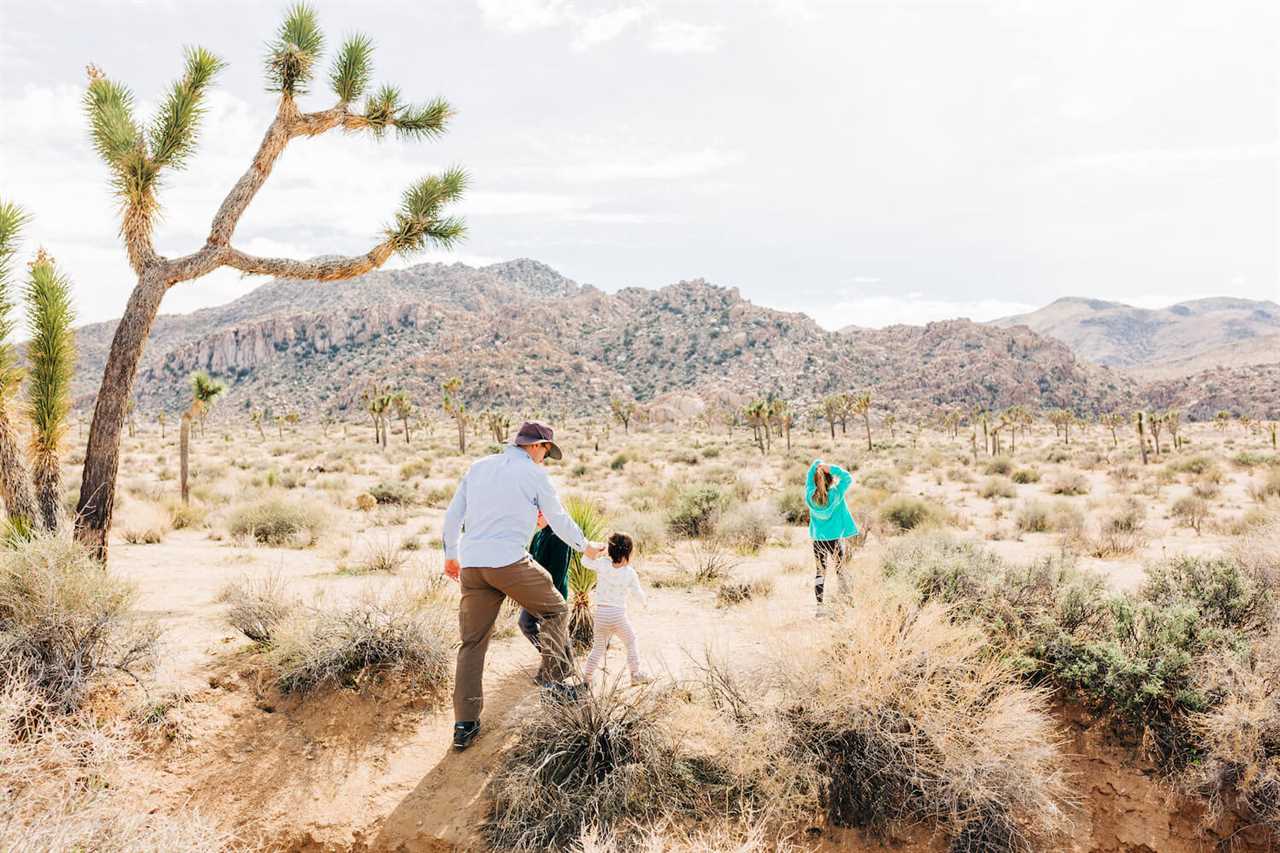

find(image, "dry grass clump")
[980,476,1016,499]
[226,496,327,546]
[218,574,300,645]
[672,538,741,586]
[0,536,157,711]
[1047,471,1089,496]
[122,525,165,544]
[1011,467,1041,484]
[1170,495,1210,534]
[267,590,452,694]
[715,578,775,608]
[666,484,730,538]
[716,502,777,554]
[342,537,409,575]
[778,571,1070,851]
[484,683,751,851]
[0,678,230,852]
[1086,497,1148,558]
[368,480,417,505]
[1014,500,1050,533]
[1249,467,1280,503]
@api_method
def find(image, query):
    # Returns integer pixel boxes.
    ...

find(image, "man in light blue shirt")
[443,421,603,750]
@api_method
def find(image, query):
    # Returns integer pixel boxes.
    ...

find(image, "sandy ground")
[87,421,1277,850]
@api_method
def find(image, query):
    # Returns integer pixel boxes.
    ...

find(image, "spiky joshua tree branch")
[76,4,467,560]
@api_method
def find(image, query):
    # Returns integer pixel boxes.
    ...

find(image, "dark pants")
[518,608,542,649]
[813,538,848,603]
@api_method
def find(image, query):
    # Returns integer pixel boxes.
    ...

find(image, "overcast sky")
[1,0,1276,329]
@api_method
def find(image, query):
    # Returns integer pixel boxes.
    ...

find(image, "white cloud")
[476,0,647,50]
[647,20,721,53]
[562,146,742,182]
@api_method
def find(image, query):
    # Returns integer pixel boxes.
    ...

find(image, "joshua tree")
[850,392,873,451]
[1048,409,1074,445]
[274,413,285,439]
[820,394,842,440]
[1148,412,1164,457]
[1100,412,1125,447]
[1135,411,1148,466]
[744,399,768,454]
[0,205,77,535]
[125,399,136,438]
[442,377,469,453]
[320,415,335,437]
[1269,421,1277,449]
[180,371,224,504]
[770,398,794,452]
[285,410,300,431]
[609,396,635,434]
[1214,410,1232,432]
[250,408,265,440]
[75,5,467,559]
[156,410,167,440]
[391,392,415,444]
[883,411,897,442]
[483,410,510,444]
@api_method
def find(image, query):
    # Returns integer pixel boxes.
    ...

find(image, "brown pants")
[454,557,571,722]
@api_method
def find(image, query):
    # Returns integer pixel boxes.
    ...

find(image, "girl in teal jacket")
[805,459,859,609]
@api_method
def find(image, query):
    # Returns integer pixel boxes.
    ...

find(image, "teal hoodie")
[805,459,859,541]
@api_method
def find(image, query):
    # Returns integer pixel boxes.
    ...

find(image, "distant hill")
[991,296,1280,376]
[70,260,1142,421]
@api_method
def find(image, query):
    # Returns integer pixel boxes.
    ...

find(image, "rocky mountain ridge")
[68,261,1276,422]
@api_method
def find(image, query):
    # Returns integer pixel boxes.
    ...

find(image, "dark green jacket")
[530,527,571,600]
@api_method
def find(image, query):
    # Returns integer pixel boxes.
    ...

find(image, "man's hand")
[584,542,605,560]
[444,558,461,581]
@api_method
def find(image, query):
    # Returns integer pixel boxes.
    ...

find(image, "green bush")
[878,495,936,532]
[609,453,628,471]
[369,481,416,505]
[1015,500,1050,533]
[666,485,729,538]
[1011,468,1041,484]
[227,497,328,546]
[776,487,808,526]
[983,457,1013,476]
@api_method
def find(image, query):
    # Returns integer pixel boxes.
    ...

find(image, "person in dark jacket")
[518,510,572,649]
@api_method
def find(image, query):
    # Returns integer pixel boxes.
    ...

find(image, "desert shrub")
[881,532,1003,606]
[1170,495,1210,534]
[122,526,165,545]
[1011,468,1040,484]
[1170,454,1216,476]
[0,536,157,711]
[1141,555,1275,634]
[1230,450,1274,469]
[610,453,628,471]
[1191,475,1221,500]
[671,450,700,466]
[268,591,452,694]
[782,571,1070,850]
[1088,498,1147,558]
[1015,500,1050,533]
[1047,471,1089,496]
[983,457,1013,476]
[716,502,776,554]
[1249,468,1280,503]
[614,511,669,556]
[369,480,416,505]
[0,679,228,851]
[164,498,208,530]
[858,468,898,492]
[1043,447,1070,464]
[980,476,1016,499]
[485,683,749,851]
[355,492,377,511]
[423,483,456,508]
[227,497,327,546]
[674,538,741,586]
[666,484,729,539]
[715,578,775,608]
[775,487,808,526]
[399,458,432,479]
[878,495,937,533]
[345,538,408,575]
[218,574,299,645]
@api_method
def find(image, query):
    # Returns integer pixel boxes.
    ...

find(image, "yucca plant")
[565,495,607,652]
[179,371,224,504]
[74,4,467,560]
[0,201,77,536]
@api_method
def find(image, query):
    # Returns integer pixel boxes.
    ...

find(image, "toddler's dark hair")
[607,532,634,563]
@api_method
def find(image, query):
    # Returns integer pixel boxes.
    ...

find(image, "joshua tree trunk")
[455,416,466,454]
[401,415,411,444]
[862,414,872,451]
[0,408,40,531]
[76,275,167,558]
[828,420,835,441]
[179,412,191,504]
[1136,412,1148,466]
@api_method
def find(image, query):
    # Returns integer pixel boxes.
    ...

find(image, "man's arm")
[442,475,467,579]
[532,467,602,556]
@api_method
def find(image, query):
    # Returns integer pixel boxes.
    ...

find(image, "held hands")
[584,542,606,560]
[444,558,460,582]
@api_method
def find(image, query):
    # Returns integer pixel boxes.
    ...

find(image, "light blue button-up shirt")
[443,445,588,568]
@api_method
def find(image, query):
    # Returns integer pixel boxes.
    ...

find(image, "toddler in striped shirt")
[581,531,650,684]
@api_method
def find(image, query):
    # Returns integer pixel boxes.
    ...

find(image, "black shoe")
[540,681,582,704]
[453,720,481,751]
